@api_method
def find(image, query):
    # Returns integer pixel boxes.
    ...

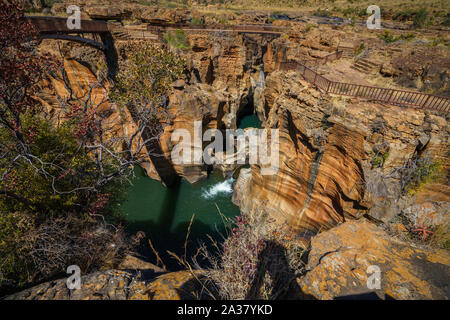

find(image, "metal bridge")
[27,16,284,46]
[27,16,110,51]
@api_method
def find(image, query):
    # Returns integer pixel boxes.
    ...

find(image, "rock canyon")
[3,2,450,300]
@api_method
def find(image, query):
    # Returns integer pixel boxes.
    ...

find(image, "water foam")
[201,178,234,199]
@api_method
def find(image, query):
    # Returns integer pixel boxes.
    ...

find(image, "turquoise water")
[237,113,262,129]
[122,168,240,268]
[123,168,239,233]
[122,113,261,269]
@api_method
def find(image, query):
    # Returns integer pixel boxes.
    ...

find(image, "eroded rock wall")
[38,30,278,184]
[233,68,449,243]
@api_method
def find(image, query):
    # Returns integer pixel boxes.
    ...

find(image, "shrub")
[429,222,450,249]
[393,9,416,21]
[305,24,315,32]
[358,8,367,17]
[378,30,397,43]
[164,29,191,50]
[0,213,129,292]
[343,7,358,17]
[441,17,450,27]
[190,17,204,25]
[400,33,416,41]
[0,117,129,294]
[430,37,446,47]
[394,154,443,195]
[356,42,365,56]
[405,158,442,195]
[0,3,181,294]
[197,207,305,300]
[413,8,428,29]
[371,151,389,168]
[314,9,331,17]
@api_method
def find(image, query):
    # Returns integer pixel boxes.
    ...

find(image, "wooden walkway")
[146,22,286,35]
[279,59,449,113]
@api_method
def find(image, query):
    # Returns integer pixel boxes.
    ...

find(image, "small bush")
[314,9,331,17]
[393,9,416,22]
[371,151,389,168]
[164,29,190,50]
[199,207,305,300]
[413,8,429,29]
[430,37,446,47]
[378,30,397,44]
[405,158,442,195]
[378,30,414,43]
[190,17,204,25]
[429,222,450,250]
[441,17,450,27]
[305,24,315,32]
[400,33,416,41]
[343,7,358,17]
[394,154,443,195]
[358,9,367,17]
[355,42,365,56]
[44,0,57,8]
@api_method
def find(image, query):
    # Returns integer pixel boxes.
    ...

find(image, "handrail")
[26,16,109,34]
[147,22,286,34]
[279,60,449,113]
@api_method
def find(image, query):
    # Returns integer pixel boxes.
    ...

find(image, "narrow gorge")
[3,3,449,300]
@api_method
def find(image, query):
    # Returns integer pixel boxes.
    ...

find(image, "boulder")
[298,220,450,300]
[85,5,123,20]
[5,269,206,300]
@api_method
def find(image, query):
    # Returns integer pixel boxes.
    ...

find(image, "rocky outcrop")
[385,45,449,95]
[298,220,450,300]
[5,268,206,300]
[233,68,449,243]
[38,28,278,184]
[8,219,449,300]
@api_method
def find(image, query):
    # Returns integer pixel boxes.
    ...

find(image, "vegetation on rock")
[0,2,184,295]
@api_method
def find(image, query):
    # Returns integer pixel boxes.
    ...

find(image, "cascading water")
[123,68,264,270]
[257,68,265,89]
[201,178,235,199]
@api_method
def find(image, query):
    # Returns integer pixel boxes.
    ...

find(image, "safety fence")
[147,23,286,34]
[279,60,449,113]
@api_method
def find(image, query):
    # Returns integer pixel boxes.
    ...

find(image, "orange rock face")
[6,269,205,300]
[38,30,279,184]
[298,220,450,300]
[234,69,449,242]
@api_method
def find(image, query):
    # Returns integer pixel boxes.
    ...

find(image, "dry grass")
[163,203,306,300]
[185,205,306,300]
[25,0,450,27]
[428,221,450,250]
[169,0,449,21]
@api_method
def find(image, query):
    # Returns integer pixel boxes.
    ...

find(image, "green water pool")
[237,113,262,129]
[122,114,261,268]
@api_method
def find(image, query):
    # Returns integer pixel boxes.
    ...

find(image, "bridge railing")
[279,60,449,113]
[147,23,286,34]
[26,16,109,33]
